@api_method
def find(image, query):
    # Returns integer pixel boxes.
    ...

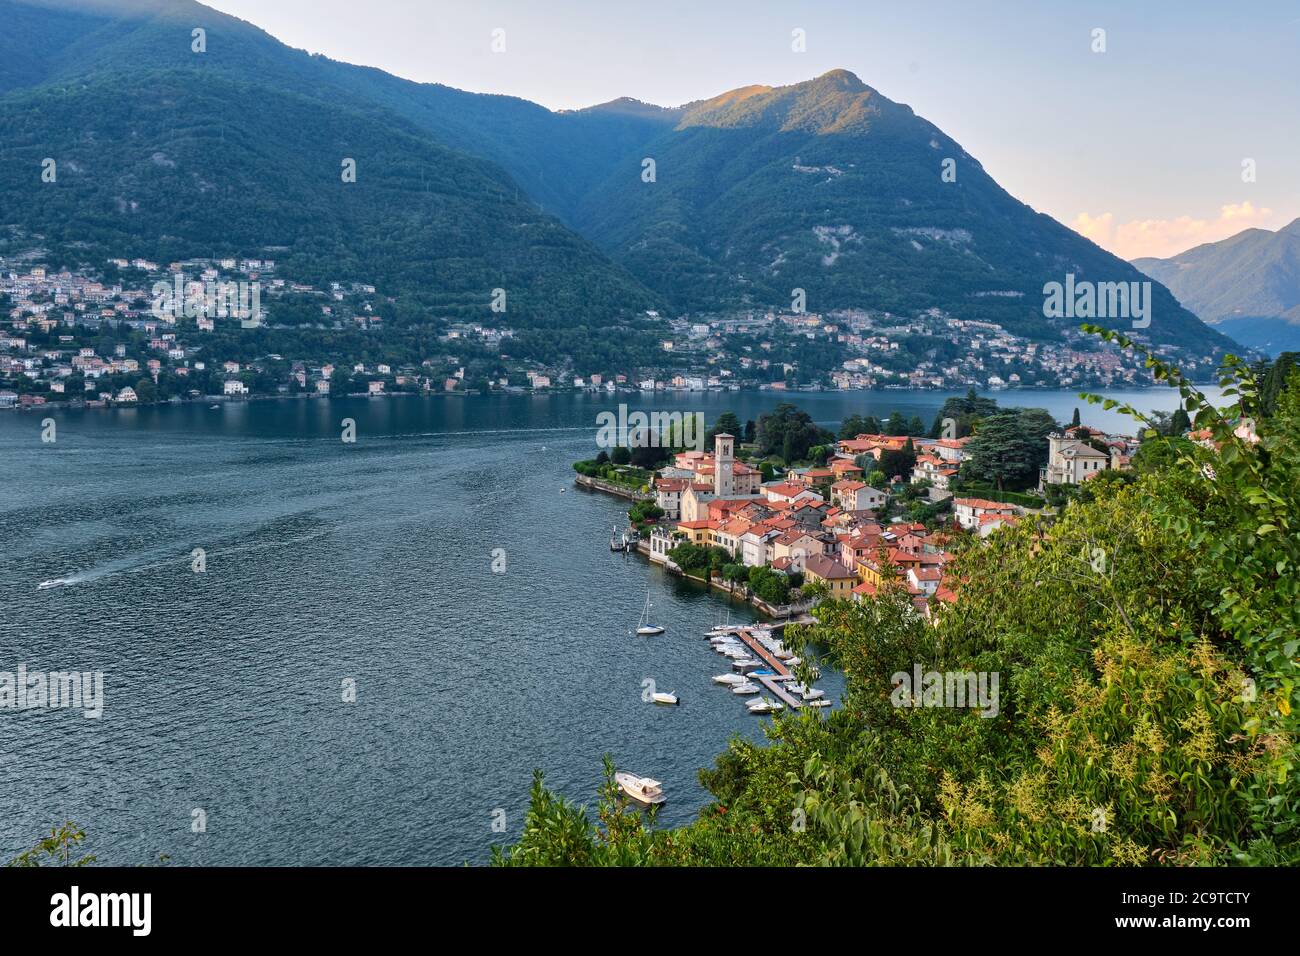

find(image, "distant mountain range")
[1133,219,1300,356]
[0,0,1239,362]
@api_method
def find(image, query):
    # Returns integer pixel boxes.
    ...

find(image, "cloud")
[1071,202,1278,261]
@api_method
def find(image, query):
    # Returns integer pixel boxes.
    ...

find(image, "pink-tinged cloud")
[1071,202,1278,261]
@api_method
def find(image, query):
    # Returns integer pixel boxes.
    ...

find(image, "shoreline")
[0,380,1187,413]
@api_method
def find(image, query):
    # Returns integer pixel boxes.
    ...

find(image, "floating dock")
[751,671,803,710]
[731,628,803,710]
[733,628,791,678]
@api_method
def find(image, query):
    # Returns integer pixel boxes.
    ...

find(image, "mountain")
[0,0,1238,365]
[1133,219,1300,355]
[0,0,661,335]
[565,69,1236,355]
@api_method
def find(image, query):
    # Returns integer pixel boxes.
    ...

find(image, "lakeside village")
[0,253,1212,410]
[575,397,1155,626]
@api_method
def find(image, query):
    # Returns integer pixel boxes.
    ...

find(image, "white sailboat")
[635,591,664,635]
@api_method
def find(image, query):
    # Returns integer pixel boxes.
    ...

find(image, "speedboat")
[635,591,664,635]
[652,691,679,706]
[731,681,760,695]
[746,697,784,714]
[37,578,72,590]
[731,658,759,672]
[806,699,832,708]
[800,687,825,701]
[616,772,667,806]
[713,673,746,686]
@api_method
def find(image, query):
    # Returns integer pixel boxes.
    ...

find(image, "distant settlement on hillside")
[0,252,1210,410]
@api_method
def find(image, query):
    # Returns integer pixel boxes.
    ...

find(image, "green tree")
[708,412,743,444]
[961,408,1057,491]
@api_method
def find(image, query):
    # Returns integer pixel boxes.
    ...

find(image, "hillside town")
[630,420,1140,619]
[0,254,1213,410]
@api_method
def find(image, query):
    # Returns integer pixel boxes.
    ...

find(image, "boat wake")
[36,577,77,590]
[32,527,335,593]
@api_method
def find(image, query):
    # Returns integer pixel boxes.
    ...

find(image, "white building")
[1040,432,1111,488]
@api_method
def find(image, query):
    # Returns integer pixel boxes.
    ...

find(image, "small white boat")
[732,658,759,672]
[37,578,72,590]
[616,772,667,806]
[713,673,746,686]
[731,681,760,695]
[800,687,825,701]
[635,591,664,635]
[209,404,220,409]
[652,691,679,706]
[747,697,784,714]
[806,699,832,708]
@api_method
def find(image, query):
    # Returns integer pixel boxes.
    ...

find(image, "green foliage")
[7,822,95,868]
[748,564,791,605]
[931,388,1001,438]
[877,446,916,482]
[628,499,663,524]
[960,407,1058,490]
[757,403,832,463]
[707,412,743,444]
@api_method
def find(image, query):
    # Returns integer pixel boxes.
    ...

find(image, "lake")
[0,385,1208,864]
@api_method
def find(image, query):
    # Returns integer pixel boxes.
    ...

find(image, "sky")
[203,0,1300,261]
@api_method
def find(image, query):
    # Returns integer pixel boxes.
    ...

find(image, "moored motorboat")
[731,681,760,695]
[616,772,667,806]
[652,691,679,706]
[713,673,746,686]
[746,697,784,714]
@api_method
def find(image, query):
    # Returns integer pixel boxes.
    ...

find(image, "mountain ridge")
[0,0,1242,364]
[1133,218,1300,355]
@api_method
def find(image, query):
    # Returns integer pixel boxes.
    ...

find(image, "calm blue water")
[0,386,1204,865]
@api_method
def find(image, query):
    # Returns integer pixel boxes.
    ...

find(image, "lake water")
[0,386,1207,865]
